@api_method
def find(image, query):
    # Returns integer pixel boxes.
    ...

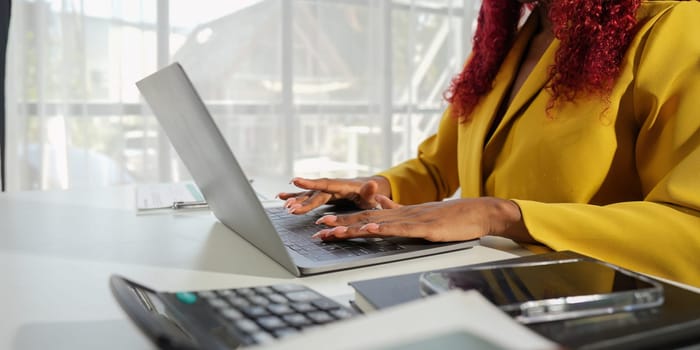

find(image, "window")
[6,0,480,190]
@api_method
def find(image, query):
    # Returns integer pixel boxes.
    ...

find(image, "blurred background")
[3,0,481,191]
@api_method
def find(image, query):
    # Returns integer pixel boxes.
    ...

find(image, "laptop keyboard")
[265,207,404,261]
[167,283,356,347]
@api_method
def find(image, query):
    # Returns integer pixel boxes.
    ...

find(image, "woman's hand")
[277,176,391,214]
[312,196,533,243]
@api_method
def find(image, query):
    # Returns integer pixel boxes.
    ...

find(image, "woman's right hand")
[277,176,391,215]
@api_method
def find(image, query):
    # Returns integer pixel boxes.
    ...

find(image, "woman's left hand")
[312,195,530,242]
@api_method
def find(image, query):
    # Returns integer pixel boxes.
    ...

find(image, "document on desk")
[135,182,208,212]
[253,290,558,350]
[135,181,272,213]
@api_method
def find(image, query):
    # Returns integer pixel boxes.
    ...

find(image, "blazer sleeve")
[376,107,461,205]
[515,4,700,287]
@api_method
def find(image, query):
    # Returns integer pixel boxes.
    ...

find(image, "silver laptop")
[136,62,477,276]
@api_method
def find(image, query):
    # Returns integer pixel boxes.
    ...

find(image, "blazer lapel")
[459,13,540,197]
[485,26,558,150]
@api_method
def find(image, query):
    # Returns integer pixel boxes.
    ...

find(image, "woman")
[278,0,700,287]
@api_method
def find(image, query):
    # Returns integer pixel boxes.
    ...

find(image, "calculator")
[110,275,357,349]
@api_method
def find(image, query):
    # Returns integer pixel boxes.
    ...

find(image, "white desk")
[0,186,528,349]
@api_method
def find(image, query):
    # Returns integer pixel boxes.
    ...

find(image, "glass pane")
[17,113,145,189]
[293,114,383,179]
[170,0,282,103]
[291,0,378,104]
[15,1,157,103]
[392,0,468,107]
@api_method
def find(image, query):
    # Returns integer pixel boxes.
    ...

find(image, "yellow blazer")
[378,0,700,287]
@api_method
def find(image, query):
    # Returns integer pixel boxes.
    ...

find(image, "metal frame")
[0,0,11,191]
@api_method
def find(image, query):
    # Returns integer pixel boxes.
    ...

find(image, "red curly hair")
[446,0,640,121]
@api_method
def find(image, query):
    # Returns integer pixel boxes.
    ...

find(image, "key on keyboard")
[265,207,405,260]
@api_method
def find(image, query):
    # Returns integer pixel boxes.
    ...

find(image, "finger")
[284,198,296,209]
[312,225,381,240]
[315,215,337,225]
[356,221,430,239]
[277,192,295,200]
[311,226,348,240]
[281,192,313,209]
[316,220,420,240]
[290,192,332,214]
[327,210,379,227]
[277,191,311,200]
[375,194,401,209]
[357,180,379,208]
[329,208,405,227]
[291,177,351,194]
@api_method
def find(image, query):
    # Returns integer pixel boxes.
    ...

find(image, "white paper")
[252,290,558,350]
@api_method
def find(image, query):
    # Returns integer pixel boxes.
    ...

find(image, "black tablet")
[419,257,664,324]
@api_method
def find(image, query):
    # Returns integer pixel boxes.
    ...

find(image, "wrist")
[491,198,535,243]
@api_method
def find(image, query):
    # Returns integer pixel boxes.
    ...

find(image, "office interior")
[2,1,699,349]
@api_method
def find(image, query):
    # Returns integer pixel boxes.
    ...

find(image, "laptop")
[136,62,478,276]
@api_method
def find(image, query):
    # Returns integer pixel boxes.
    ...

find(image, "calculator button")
[291,303,316,313]
[207,298,229,309]
[175,292,197,304]
[219,308,243,320]
[267,293,288,304]
[307,311,334,324]
[268,304,295,315]
[236,288,256,296]
[282,314,312,327]
[248,295,270,306]
[312,299,340,311]
[227,296,250,308]
[330,309,354,319]
[235,319,260,333]
[197,290,218,299]
[241,306,270,318]
[285,290,321,302]
[256,316,287,330]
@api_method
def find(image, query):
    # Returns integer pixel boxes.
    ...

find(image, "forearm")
[514,200,700,287]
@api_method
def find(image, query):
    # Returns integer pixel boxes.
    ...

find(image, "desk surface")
[0,185,529,349]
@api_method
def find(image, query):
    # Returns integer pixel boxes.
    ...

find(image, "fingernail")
[315,215,337,225]
[312,230,328,239]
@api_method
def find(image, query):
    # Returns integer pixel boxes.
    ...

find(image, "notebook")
[136,62,477,276]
